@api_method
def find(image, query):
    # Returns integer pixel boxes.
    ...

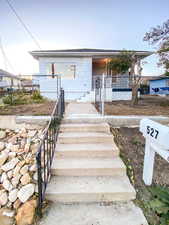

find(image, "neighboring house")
[30,48,152,101]
[20,78,40,91]
[19,75,40,91]
[149,76,169,95]
[141,76,160,85]
[0,69,21,91]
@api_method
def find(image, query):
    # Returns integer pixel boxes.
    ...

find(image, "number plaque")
[140,119,169,185]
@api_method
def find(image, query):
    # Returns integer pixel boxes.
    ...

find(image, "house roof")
[30,48,153,60]
[0,69,21,80]
[149,76,169,82]
[141,76,160,80]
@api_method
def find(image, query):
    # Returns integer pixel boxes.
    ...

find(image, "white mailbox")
[140,119,169,185]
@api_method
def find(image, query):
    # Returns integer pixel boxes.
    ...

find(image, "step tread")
[55,143,118,152]
[60,123,110,133]
[60,123,109,127]
[59,132,112,138]
[52,157,125,170]
[38,202,148,225]
[46,176,135,195]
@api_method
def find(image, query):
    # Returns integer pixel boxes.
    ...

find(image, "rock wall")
[0,128,43,225]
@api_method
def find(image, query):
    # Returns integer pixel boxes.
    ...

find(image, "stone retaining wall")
[0,124,45,225]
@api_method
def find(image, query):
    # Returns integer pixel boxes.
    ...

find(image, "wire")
[0,36,16,73]
[5,0,41,50]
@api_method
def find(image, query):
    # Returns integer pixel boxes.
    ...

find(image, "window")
[46,63,76,79]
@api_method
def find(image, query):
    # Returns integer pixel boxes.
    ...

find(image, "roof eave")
[30,51,154,60]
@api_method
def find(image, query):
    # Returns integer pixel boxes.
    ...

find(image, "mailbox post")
[140,119,169,185]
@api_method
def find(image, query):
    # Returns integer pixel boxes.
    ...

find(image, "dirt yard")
[105,95,169,116]
[1,95,169,116]
[0,101,55,115]
[112,127,169,225]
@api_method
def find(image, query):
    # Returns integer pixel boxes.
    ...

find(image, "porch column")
[105,58,110,76]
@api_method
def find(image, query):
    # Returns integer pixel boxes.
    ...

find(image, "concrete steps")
[51,157,126,176]
[58,132,113,144]
[76,90,95,102]
[62,117,104,124]
[41,103,147,225]
[46,176,136,203]
[55,143,119,158]
[39,202,148,225]
[60,123,110,133]
[47,121,136,204]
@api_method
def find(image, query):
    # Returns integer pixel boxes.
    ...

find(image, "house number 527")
[147,126,159,139]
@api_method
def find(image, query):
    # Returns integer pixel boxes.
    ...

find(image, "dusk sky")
[0,0,169,75]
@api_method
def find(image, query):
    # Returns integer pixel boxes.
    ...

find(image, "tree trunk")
[131,84,139,105]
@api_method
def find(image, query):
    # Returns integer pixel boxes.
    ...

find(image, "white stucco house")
[30,48,152,101]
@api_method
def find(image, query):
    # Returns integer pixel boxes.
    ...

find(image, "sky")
[0,0,169,76]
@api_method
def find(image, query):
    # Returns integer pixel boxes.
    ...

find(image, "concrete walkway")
[39,103,148,225]
[65,102,98,116]
[63,102,169,126]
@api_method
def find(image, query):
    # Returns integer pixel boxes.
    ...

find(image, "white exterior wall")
[111,91,140,101]
[38,57,92,100]
[78,89,133,102]
[104,88,113,102]
[112,91,132,101]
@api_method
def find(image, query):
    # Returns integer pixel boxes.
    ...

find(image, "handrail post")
[63,89,65,113]
[60,88,63,116]
[61,88,65,115]
[36,151,43,217]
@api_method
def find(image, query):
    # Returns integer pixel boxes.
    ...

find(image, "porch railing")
[36,88,65,217]
[92,74,132,89]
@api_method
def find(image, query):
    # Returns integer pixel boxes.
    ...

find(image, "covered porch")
[92,58,111,76]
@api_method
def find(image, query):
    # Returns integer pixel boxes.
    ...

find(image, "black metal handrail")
[36,88,65,217]
[94,77,102,113]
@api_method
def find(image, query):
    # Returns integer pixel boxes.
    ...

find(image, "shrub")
[3,91,29,105]
[3,93,27,105]
[32,91,43,100]
[148,186,169,225]
[2,95,13,105]
[2,90,45,105]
